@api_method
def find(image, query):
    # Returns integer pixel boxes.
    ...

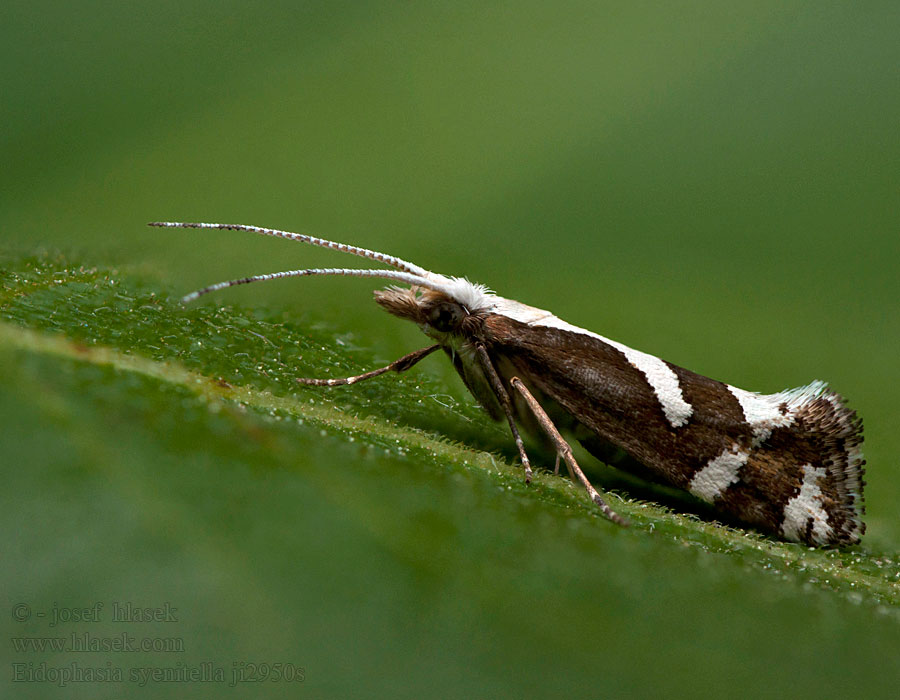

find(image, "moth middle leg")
[474,344,533,483]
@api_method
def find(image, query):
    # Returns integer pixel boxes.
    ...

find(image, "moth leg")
[510,377,628,527]
[551,450,574,482]
[474,344,533,483]
[553,452,564,476]
[296,344,440,386]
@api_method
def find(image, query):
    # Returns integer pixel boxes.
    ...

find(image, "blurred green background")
[3,1,899,697]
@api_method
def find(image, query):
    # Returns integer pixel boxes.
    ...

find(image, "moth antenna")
[180,267,452,304]
[148,221,433,277]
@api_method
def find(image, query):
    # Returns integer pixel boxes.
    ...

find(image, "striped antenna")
[180,267,453,304]
[148,221,432,277]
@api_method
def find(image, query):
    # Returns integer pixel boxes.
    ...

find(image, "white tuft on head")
[440,277,493,312]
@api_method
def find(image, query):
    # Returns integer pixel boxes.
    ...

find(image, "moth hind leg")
[509,377,628,528]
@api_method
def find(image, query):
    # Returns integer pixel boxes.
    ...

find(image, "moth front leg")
[509,377,628,527]
[473,344,533,483]
[296,344,440,386]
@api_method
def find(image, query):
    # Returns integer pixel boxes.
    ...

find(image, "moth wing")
[481,314,864,545]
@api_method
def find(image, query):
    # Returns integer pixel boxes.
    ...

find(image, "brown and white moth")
[151,221,866,547]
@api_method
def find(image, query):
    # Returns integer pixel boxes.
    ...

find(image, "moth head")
[374,286,471,338]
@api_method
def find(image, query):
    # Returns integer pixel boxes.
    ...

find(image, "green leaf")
[3,251,899,699]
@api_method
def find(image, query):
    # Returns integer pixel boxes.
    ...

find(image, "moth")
[151,221,866,546]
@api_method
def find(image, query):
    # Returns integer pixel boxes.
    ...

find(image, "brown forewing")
[477,313,864,544]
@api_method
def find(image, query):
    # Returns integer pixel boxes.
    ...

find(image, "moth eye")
[427,303,464,333]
